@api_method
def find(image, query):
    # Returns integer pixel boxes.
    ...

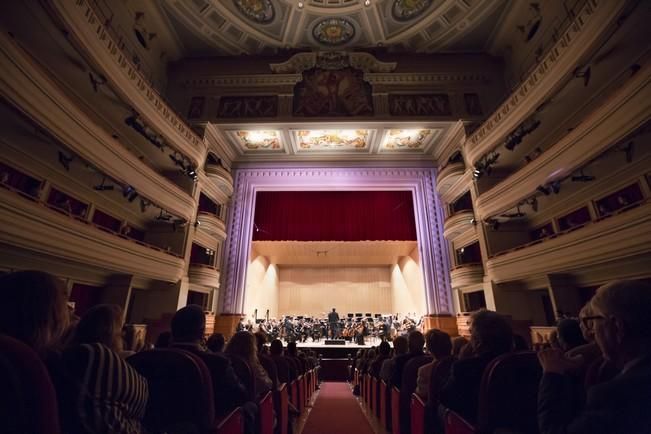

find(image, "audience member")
[254,332,279,389]
[451,336,469,359]
[269,339,294,383]
[440,310,513,424]
[153,331,171,348]
[286,341,306,375]
[72,304,131,356]
[538,280,651,434]
[369,341,391,378]
[556,318,587,352]
[0,270,70,355]
[169,305,251,420]
[361,348,376,374]
[380,335,407,383]
[566,303,602,364]
[415,329,452,399]
[226,331,273,397]
[206,332,225,353]
[390,331,425,388]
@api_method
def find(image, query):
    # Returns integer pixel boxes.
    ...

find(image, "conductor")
[328,308,340,339]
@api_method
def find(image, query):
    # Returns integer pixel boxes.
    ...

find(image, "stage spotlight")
[537,185,550,196]
[156,209,172,221]
[58,151,73,171]
[127,191,139,202]
[529,197,538,212]
[571,171,595,182]
[574,66,591,87]
[122,185,135,198]
[473,167,482,179]
[93,177,114,191]
[139,199,150,213]
[88,71,107,92]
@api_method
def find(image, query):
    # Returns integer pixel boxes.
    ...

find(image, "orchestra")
[244,311,425,345]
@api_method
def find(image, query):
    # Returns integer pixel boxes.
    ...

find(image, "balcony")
[197,212,227,241]
[450,263,484,288]
[475,60,651,221]
[443,210,475,241]
[205,163,234,198]
[486,201,651,284]
[46,0,206,167]
[188,263,221,288]
[0,185,184,282]
[0,32,195,222]
[466,0,629,166]
[436,162,465,198]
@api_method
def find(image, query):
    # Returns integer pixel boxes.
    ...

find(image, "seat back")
[380,380,389,430]
[259,391,274,434]
[477,351,542,434]
[427,356,454,407]
[225,354,256,400]
[0,335,60,434]
[410,393,426,434]
[400,355,432,433]
[391,386,401,434]
[274,383,288,434]
[216,408,244,434]
[128,348,215,433]
[445,409,476,434]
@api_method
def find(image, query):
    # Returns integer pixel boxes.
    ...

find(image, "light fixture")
[93,177,114,191]
[139,199,150,213]
[571,170,595,182]
[364,0,371,6]
[127,191,139,202]
[297,1,304,8]
[58,151,73,171]
[551,181,561,194]
[573,66,591,87]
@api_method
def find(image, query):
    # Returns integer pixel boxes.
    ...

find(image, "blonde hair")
[0,270,70,354]
[73,304,124,352]
[226,331,259,365]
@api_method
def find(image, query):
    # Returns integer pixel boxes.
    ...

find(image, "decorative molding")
[197,171,230,206]
[450,263,484,288]
[269,52,397,74]
[466,0,629,165]
[221,166,453,315]
[0,188,185,282]
[0,32,196,221]
[432,120,467,164]
[475,62,651,220]
[205,164,235,198]
[188,263,221,288]
[364,72,489,86]
[436,162,466,198]
[486,202,651,283]
[443,211,475,241]
[47,0,207,166]
[197,212,228,241]
[182,74,303,89]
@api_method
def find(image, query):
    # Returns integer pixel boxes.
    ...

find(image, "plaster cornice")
[46,0,207,167]
[465,0,630,166]
[182,74,303,89]
[0,32,196,221]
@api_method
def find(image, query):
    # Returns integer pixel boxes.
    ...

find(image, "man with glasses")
[537,280,651,434]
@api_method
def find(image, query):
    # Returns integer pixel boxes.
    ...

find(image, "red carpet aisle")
[301,382,375,434]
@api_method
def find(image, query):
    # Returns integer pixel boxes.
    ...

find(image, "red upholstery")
[365,374,372,408]
[400,355,432,433]
[445,409,476,434]
[380,380,390,430]
[128,348,215,433]
[371,377,378,416]
[216,408,244,434]
[411,393,426,434]
[298,375,305,412]
[289,379,298,409]
[259,391,274,434]
[274,383,288,434]
[0,335,60,434]
[476,351,542,434]
[391,386,401,434]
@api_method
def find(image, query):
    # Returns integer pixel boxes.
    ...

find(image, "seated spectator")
[72,304,131,357]
[369,341,391,378]
[286,341,306,375]
[0,270,70,355]
[169,305,250,419]
[380,335,407,383]
[451,336,470,359]
[415,329,452,399]
[556,318,587,352]
[361,348,376,374]
[154,331,171,349]
[538,280,651,434]
[226,331,273,397]
[440,310,513,424]
[206,332,225,353]
[254,332,279,389]
[269,339,294,384]
[566,303,602,364]
[390,331,425,388]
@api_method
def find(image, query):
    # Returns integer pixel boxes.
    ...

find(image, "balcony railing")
[205,163,234,198]
[443,210,475,241]
[436,162,465,198]
[196,211,227,241]
[450,263,484,288]
[188,263,221,288]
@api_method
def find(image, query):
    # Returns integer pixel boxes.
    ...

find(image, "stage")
[285,338,391,359]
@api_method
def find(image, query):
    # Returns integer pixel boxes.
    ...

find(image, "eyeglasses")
[580,315,605,326]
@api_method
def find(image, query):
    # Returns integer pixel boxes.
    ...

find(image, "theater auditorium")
[1,0,650,433]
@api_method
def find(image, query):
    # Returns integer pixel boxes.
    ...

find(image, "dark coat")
[538,356,651,434]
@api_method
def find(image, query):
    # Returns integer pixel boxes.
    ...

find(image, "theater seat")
[391,386,401,434]
[410,393,426,434]
[274,383,288,434]
[128,348,217,433]
[476,351,542,434]
[445,409,476,434]
[0,335,60,434]
[400,355,432,433]
[259,391,274,434]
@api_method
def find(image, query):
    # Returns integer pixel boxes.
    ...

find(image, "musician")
[355,319,366,345]
[377,319,389,342]
[236,318,245,332]
[328,308,340,339]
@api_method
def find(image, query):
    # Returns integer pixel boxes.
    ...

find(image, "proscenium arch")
[219,165,453,316]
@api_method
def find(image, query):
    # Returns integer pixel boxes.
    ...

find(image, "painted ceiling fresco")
[312,18,356,46]
[381,129,438,151]
[294,129,371,151]
[230,130,283,152]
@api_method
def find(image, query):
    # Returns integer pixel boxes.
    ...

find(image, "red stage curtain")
[253,191,416,241]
